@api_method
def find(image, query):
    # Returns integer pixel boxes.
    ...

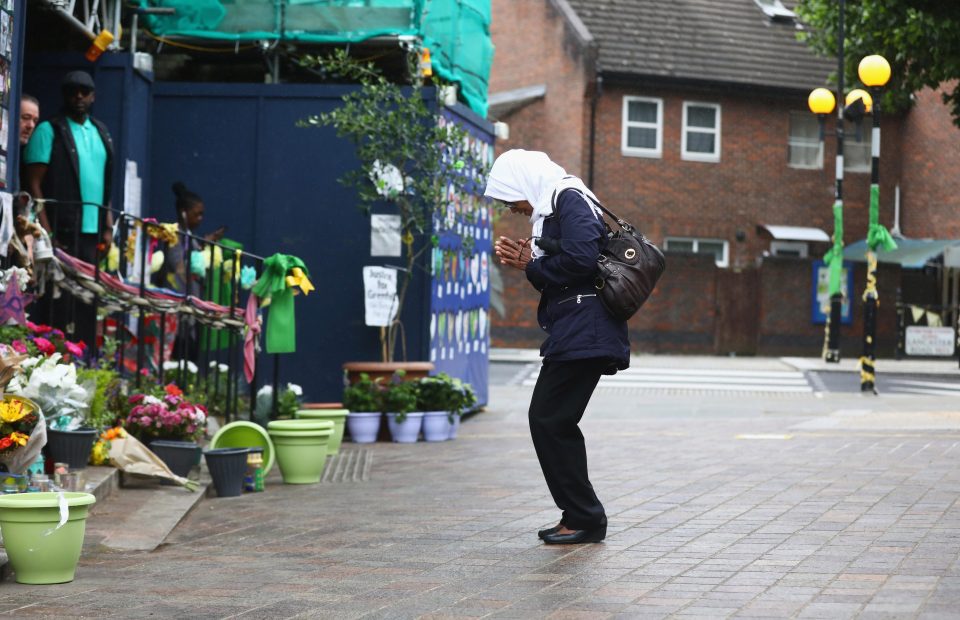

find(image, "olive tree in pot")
[298,48,488,373]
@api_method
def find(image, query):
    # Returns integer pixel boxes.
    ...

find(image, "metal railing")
[18,194,281,422]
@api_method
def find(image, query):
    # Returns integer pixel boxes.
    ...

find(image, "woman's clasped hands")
[494,236,532,271]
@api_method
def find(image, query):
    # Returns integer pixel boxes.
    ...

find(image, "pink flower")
[129,394,145,404]
[33,337,55,356]
[51,329,65,339]
[10,340,27,354]
[64,341,84,357]
[28,322,53,335]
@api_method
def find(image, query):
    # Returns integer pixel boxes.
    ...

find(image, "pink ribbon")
[243,292,261,383]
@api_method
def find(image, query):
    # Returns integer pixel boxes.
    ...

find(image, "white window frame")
[770,240,809,258]
[681,101,721,162]
[787,111,824,169]
[843,120,872,173]
[664,236,730,268]
[621,96,663,158]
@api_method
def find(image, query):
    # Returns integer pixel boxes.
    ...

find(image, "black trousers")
[528,357,607,530]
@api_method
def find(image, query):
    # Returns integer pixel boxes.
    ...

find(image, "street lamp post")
[809,0,848,363]
[857,54,897,393]
[809,86,845,363]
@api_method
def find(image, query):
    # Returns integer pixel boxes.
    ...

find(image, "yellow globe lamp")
[846,88,873,113]
[858,55,891,88]
[808,87,836,115]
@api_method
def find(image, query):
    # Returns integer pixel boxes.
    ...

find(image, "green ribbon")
[867,185,898,252]
[822,200,844,296]
[252,253,310,354]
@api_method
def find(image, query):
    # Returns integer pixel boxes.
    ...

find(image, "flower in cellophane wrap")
[0,394,46,475]
[8,353,93,431]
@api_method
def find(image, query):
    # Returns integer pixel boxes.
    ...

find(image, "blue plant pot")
[203,448,249,498]
[46,428,98,470]
[150,440,202,484]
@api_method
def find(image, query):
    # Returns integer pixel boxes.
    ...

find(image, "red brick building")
[487,0,960,357]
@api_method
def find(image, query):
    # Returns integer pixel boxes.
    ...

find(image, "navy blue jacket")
[525,189,630,371]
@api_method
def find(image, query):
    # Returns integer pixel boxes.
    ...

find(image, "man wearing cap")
[22,70,114,344]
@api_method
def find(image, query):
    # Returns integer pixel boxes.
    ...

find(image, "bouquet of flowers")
[124,384,207,443]
[0,395,45,473]
[8,353,93,430]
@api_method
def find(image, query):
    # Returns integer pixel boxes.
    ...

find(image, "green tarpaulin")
[140,0,493,117]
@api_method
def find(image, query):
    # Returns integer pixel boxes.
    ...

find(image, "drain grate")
[321,448,372,483]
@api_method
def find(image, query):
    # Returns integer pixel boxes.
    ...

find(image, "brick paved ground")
[1,382,959,619]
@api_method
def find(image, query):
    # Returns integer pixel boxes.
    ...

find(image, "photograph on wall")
[0,107,8,151]
[0,12,7,59]
[4,12,10,58]
[0,58,7,107]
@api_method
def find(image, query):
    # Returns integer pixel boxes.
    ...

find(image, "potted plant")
[299,49,487,371]
[123,383,207,480]
[382,374,420,443]
[416,373,459,442]
[342,373,382,444]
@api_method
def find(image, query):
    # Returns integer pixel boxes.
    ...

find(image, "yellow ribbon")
[285,267,314,296]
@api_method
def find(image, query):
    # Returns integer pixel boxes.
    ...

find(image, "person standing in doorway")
[485,149,630,545]
[22,71,114,346]
[19,94,39,147]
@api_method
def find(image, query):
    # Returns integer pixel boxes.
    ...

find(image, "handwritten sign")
[370,214,401,257]
[905,326,955,356]
[363,266,398,327]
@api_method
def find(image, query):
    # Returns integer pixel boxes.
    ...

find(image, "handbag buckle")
[624,248,636,260]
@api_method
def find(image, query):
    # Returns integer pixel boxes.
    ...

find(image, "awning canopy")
[758,225,830,242]
[843,238,960,269]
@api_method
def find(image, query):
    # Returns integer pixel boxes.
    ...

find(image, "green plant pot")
[266,419,335,432]
[0,492,96,584]
[267,429,333,485]
[209,421,275,475]
[295,409,347,454]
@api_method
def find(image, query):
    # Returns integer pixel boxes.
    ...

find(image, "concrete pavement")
[1,361,960,618]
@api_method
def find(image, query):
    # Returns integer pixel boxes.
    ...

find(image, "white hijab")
[483,149,601,257]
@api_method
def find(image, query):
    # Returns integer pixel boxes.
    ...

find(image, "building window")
[622,96,662,158]
[770,240,809,258]
[664,236,729,267]
[682,102,720,162]
[788,111,823,169]
[843,120,872,173]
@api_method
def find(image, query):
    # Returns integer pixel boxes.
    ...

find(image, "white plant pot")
[448,414,461,440]
[422,411,451,442]
[346,412,381,443]
[387,412,424,443]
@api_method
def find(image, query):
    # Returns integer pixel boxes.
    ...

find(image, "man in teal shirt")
[23,70,114,345]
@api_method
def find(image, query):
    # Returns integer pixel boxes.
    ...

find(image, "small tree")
[299,49,488,362]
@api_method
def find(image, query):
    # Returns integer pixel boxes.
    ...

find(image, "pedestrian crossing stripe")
[521,367,814,393]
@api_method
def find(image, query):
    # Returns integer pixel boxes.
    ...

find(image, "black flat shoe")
[537,524,563,539]
[542,523,607,545]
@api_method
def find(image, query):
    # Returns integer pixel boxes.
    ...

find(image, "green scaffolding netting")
[141,0,493,117]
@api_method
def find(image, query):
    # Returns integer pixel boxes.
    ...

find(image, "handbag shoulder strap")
[551,180,634,233]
